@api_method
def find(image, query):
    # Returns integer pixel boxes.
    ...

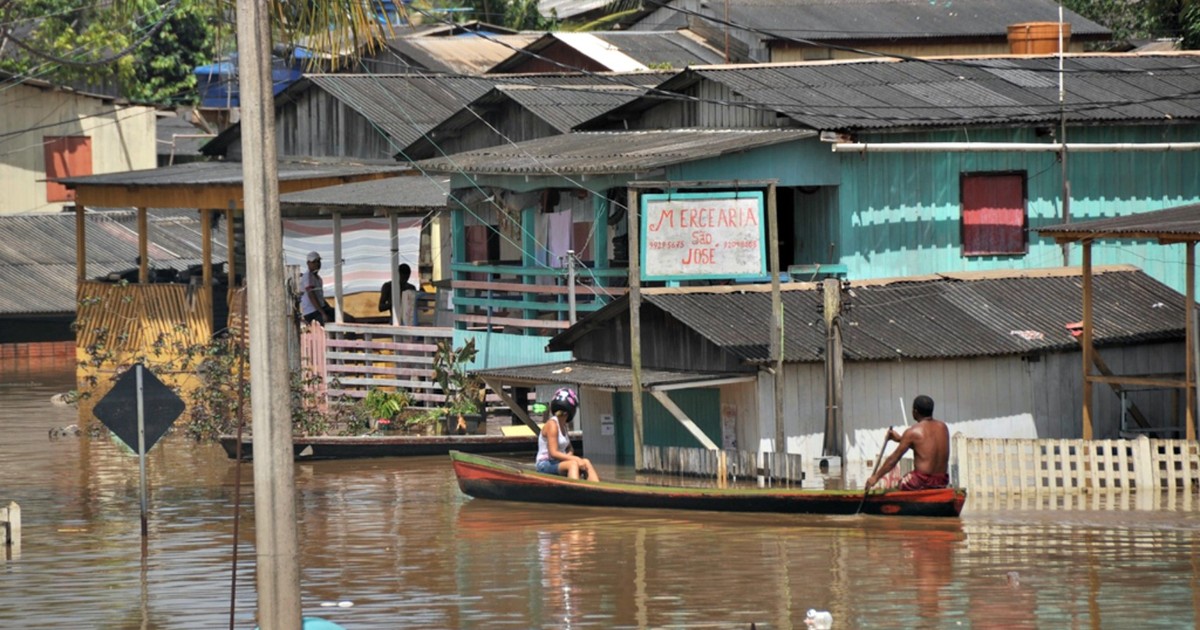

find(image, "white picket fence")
[953,434,1200,496]
[640,446,805,484]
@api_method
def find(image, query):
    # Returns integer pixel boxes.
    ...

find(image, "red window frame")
[960,171,1027,256]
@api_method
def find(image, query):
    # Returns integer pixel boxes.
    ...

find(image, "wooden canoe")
[450,451,967,518]
[219,432,582,461]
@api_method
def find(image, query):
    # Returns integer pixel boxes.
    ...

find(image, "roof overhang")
[471,360,756,392]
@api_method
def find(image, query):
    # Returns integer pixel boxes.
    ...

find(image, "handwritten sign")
[641,192,766,281]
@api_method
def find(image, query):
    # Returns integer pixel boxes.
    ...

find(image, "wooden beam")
[648,389,719,450]
[769,182,785,456]
[74,205,86,281]
[1082,242,1094,440]
[1188,242,1196,440]
[201,208,213,334]
[71,173,398,213]
[628,187,645,470]
[333,212,344,324]
[1087,374,1189,390]
[226,205,237,292]
[137,207,148,284]
[481,376,540,433]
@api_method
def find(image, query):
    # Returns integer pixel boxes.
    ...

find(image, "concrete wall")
[0,83,155,215]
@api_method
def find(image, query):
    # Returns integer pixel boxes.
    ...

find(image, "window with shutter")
[961,172,1026,256]
[44,136,92,203]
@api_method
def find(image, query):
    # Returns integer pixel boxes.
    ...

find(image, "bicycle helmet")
[549,387,578,422]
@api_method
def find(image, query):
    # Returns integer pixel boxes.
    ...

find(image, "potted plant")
[433,339,487,435]
[362,388,411,432]
[403,408,443,436]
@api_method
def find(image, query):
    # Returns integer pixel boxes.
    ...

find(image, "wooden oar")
[855,427,891,515]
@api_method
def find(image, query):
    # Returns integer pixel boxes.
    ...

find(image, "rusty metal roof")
[1039,203,1200,242]
[381,34,539,74]
[586,54,1200,132]
[413,128,816,175]
[278,175,450,215]
[472,360,746,389]
[552,267,1184,364]
[0,210,227,315]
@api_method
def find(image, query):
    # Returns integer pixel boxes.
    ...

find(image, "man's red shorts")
[899,470,949,490]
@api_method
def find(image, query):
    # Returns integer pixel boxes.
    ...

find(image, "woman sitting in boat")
[536,388,601,482]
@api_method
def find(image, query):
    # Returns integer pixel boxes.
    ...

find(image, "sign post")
[92,363,185,538]
[629,180,779,466]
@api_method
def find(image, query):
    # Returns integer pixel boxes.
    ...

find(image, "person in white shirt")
[300,251,334,324]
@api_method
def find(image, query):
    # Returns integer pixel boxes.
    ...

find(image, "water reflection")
[3,360,1200,628]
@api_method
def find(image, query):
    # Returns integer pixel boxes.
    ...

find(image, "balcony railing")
[450,262,627,334]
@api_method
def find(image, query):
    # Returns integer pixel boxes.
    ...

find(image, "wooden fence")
[308,322,453,408]
[641,446,805,484]
[953,434,1200,495]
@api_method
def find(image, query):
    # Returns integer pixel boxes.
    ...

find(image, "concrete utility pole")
[235,1,302,627]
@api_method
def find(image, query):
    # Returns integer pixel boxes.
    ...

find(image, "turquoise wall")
[667,136,840,186]
[454,330,571,370]
[822,124,1200,292]
[612,388,721,466]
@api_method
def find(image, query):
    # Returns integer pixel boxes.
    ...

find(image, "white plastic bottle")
[805,608,833,629]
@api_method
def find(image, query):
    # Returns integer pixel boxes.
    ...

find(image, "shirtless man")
[866,395,950,491]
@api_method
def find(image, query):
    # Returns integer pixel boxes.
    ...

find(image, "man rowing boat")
[866,395,950,491]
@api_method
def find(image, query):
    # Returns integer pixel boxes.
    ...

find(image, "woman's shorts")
[536,459,561,475]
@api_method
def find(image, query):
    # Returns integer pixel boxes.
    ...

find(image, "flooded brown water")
[2,359,1199,629]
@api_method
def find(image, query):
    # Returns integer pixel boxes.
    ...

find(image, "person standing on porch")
[378,263,417,326]
[300,251,335,325]
[866,395,950,491]
[536,388,601,482]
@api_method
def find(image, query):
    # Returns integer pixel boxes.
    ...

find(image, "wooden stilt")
[1081,242,1094,440]
[1186,242,1196,440]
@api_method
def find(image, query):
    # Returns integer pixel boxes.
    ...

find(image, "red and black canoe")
[450,451,967,518]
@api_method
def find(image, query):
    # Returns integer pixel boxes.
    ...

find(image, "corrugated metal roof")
[536,0,611,20]
[630,54,1200,131]
[556,267,1183,365]
[53,160,407,188]
[472,360,742,389]
[413,128,816,175]
[587,32,727,68]
[0,210,227,315]
[1039,203,1200,241]
[491,32,725,74]
[500,84,647,132]
[201,75,498,157]
[278,176,450,213]
[383,34,539,74]
[306,75,498,149]
[724,0,1110,41]
[156,115,213,161]
[399,75,671,158]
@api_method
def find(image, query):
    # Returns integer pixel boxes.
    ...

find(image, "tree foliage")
[0,0,231,103]
[1063,0,1200,49]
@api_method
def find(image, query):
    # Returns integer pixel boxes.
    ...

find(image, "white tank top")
[536,418,571,463]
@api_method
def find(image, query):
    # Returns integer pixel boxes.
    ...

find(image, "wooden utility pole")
[235,1,302,627]
[768,184,784,454]
[822,278,844,457]
[628,188,645,470]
